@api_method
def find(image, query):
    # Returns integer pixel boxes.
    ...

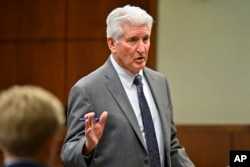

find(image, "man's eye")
[129,38,137,42]
[128,38,137,44]
[143,37,149,43]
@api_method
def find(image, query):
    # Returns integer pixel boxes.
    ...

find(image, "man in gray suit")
[61,5,195,167]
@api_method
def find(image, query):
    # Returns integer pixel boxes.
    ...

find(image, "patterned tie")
[134,74,161,167]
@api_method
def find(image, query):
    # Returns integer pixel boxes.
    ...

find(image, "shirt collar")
[110,55,144,88]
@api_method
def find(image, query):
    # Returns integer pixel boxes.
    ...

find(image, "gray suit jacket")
[61,57,195,167]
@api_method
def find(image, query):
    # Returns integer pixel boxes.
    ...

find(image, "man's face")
[108,25,151,74]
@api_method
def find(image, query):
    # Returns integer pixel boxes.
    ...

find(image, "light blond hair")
[0,85,65,156]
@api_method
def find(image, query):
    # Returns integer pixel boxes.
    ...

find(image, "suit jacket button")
[144,159,149,164]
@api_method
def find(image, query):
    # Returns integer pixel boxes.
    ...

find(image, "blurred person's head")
[0,85,65,165]
[106,5,153,74]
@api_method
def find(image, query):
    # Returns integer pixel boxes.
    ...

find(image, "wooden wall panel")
[67,0,150,39]
[0,0,157,104]
[233,133,250,150]
[0,152,2,167]
[0,42,65,102]
[177,130,230,167]
[16,42,65,102]
[66,41,109,94]
[0,43,17,89]
[176,125,250,167]
[0,0,65,40]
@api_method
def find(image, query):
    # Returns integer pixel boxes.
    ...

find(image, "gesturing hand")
[82,111,108,155]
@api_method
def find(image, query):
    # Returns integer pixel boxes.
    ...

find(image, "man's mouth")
[136,56,145,60]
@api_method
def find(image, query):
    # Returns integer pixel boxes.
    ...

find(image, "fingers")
[83,111,108,153]
[83,111,108,126]
[99,111,108,126]
[84,112,95,132]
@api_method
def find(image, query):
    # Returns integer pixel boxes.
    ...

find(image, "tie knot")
[133,74,142,86]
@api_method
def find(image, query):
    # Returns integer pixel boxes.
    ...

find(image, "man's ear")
[107,37,116,53]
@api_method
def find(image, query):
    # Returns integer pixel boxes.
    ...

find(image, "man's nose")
[136,41,146,52]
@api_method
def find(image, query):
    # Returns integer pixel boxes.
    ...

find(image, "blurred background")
[0,0,249,166]
[158,0,250,125]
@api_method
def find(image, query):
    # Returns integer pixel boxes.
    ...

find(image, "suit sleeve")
[60,84,94,167]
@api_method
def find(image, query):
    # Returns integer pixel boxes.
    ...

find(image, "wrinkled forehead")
[121,24,151,36]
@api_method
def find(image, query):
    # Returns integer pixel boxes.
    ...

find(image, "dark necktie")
[134,74,161,167]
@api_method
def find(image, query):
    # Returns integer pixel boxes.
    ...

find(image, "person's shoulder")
[144,67,166,79]
[73,68,104,88]
[72,60,113,88]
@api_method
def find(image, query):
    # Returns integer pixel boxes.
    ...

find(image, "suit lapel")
[143,68,171,155]
[143,68,170,119]
[103,59,147,150]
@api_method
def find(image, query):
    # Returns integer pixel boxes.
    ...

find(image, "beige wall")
[157,0,250,124]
